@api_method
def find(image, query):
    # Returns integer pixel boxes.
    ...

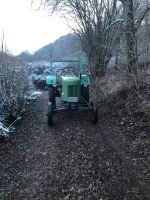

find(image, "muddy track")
[102,127,150,199]
[0,92,149,200]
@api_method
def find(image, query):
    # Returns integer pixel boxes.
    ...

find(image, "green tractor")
[46,60,98,125]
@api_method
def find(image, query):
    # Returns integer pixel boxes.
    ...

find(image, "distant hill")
[19,33,84,62]
[19,51,33,62]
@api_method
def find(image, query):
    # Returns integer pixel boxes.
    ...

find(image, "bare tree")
[72,0,123,77]
[119,0,150,73]
[118,0,136,73]
[33,0,123,77]
[33,0,150,76]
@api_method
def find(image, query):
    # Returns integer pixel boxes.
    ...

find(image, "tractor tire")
[81,85,89,103]
[90,102,98,124]
[48,102,53,126]
[48,86,56,108]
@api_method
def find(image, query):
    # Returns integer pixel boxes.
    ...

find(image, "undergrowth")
[90,69,150,115]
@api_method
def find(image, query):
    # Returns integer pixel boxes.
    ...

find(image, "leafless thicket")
[34,0,150,76]
[0,37,28,126]
[33,0,123,77]
[33,0,150,103]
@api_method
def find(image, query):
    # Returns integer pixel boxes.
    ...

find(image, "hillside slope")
[19,34,83,61]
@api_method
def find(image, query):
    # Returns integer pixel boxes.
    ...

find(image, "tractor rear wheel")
[48,102,53,126]
[90,102,98,124]
[48,86,56,108]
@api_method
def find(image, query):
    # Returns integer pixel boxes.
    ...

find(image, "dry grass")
[90,69,150,115]
[90,71,131,103]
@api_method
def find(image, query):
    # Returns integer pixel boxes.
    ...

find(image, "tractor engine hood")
[62,76,80,84]
[61,76,81,102]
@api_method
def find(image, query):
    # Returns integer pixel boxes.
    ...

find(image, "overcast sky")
[0,0,71,55]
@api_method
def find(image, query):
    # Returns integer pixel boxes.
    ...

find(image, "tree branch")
[105,19,123,32]
[135,5,150,31]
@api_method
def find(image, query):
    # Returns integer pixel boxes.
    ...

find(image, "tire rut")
[102,128,150,200]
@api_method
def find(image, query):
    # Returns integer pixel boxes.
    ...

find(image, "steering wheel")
[57,66,76,76]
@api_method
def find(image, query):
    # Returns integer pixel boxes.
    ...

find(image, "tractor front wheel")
[48,86,56,108]
[81,85,89,103]
[90,102,98,124]
[48,102,53,126]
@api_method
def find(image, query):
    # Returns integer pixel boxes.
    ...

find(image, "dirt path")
[0,92,149,200]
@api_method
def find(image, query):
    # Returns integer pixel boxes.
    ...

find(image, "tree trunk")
[89,55,111,78]
[120,0,138,73]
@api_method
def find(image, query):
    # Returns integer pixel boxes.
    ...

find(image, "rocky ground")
[0,92,149,200]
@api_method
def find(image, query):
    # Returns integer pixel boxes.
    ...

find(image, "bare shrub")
[90,71,131,103]
[0,50,28,125]
[90,66,150,117]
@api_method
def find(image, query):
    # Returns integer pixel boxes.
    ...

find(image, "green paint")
[61,76,81,102]
[46,75,56,85]
[46,59,90,103]
[81,74,90,85]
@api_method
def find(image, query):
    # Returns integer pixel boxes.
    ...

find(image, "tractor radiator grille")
[68,85,77,97]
